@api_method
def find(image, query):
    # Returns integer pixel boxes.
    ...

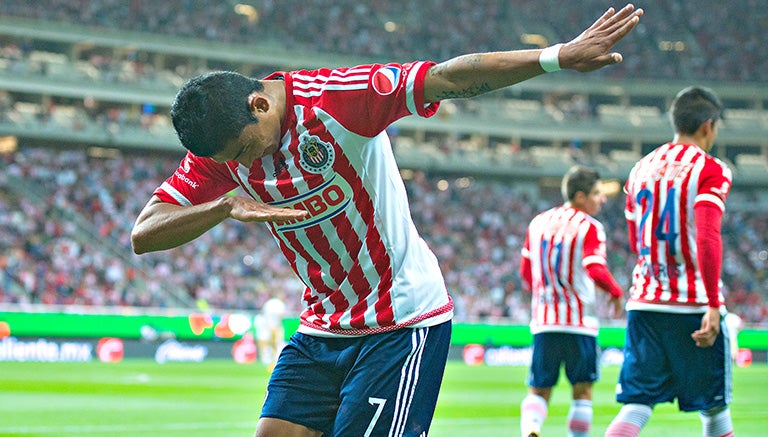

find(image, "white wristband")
[539,43,564,73]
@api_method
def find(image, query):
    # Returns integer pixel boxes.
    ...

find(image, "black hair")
[170,71,263,157]
[561,165,600,202]
[669,86,724,135]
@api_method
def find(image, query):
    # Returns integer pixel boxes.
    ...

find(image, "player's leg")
[255,418,322,437]
[257,333,355,436]
[266,325,284,372]
[563,334,598,437]
[332,321,452,437]
[700,405,734,437]
[520,333,564,437]
[605,311,671,437]
[254,315,274,367]
[667,313,734,437]
[566,384,593,437]
[520,387,551,437]
[604,404,652,437]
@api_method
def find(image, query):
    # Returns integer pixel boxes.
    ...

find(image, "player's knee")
[571,382,593,399]
[700,405,727,417]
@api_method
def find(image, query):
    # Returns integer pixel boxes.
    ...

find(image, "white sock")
[520,393,548,436]
[700,406,734,437]
[567,399,592,437]
[604,403,652,437]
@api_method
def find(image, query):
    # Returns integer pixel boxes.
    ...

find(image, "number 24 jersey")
[624,142,732,312]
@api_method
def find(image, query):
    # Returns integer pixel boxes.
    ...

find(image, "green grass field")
[0,360,766,436]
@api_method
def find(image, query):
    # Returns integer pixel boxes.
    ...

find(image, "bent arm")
[519,232,533,291]
[586,263,622,298]
[423,4,643,102]
[586,262,624,318]
[690,203,724,347]
[626,217,638,255]
[131,195,309,254]
[131,196,233,254]
[694,202,724,308]
[520,252,533,291]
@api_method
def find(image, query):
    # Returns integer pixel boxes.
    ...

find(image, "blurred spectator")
[1,1,766,325]
[0,0,766,83]
[1,146,766,326]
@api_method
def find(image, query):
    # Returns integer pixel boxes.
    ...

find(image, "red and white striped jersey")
[521,204,611,336]
[624,142,732,313]
[154,62,453,336]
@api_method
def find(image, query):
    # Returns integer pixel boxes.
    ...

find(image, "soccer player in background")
[519,166,623,437]
[130,5,643,436]
[604,86,735,437]
[253,294,287,373]
[724,311,743,363]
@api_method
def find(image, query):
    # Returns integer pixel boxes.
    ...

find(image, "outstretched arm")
[423,4,643,102]
[131,195,309,254]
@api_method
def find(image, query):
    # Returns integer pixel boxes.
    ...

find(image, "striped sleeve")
[693,157,732,212]
[289,62,440,138]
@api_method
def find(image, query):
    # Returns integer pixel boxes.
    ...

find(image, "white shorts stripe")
[389,327,429,437]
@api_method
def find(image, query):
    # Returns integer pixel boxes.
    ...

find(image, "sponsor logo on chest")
[273,174,353,232]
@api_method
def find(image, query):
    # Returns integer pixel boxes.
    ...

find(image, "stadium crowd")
[0,0,766,83]
[1,147,767,326]
[1,1,766,326]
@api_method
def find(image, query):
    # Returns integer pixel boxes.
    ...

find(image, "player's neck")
[263,80,287,123]
[565,201,582,212]
[671,134,709,154]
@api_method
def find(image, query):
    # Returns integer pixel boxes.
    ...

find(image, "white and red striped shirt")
[624,142,732,313]
[521,204,611,336]
[154,62,453,336]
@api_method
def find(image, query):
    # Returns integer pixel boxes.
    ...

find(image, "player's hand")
[225,196,309,223]
[559,4,644,72]
[691,307,721,348]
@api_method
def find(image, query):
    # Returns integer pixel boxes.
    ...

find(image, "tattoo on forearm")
[431,54,483,76]
[431,63,449,77]
[463,54,483,68]
[435,83,492,100]
[430,54,490,99]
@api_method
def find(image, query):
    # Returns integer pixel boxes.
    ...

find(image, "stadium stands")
[1,0,766,82]
[1,147,766,326]
[0,1,766,325]
[1,8,766,182]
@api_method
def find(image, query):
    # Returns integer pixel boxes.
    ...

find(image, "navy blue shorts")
[616,310,731,411]
[527,332,599,388]
[261,321,451,436]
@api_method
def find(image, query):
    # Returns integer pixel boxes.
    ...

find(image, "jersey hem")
[297,301,454,337]
[530,325,598,337]
[626,299,719,313]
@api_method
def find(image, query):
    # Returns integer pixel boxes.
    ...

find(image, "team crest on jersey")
[298,134,334,174]
[371,65,401,96]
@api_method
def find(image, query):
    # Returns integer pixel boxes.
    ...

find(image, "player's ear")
[571,191,586,207]
[247,93,270,114]
[697,118,715,136]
